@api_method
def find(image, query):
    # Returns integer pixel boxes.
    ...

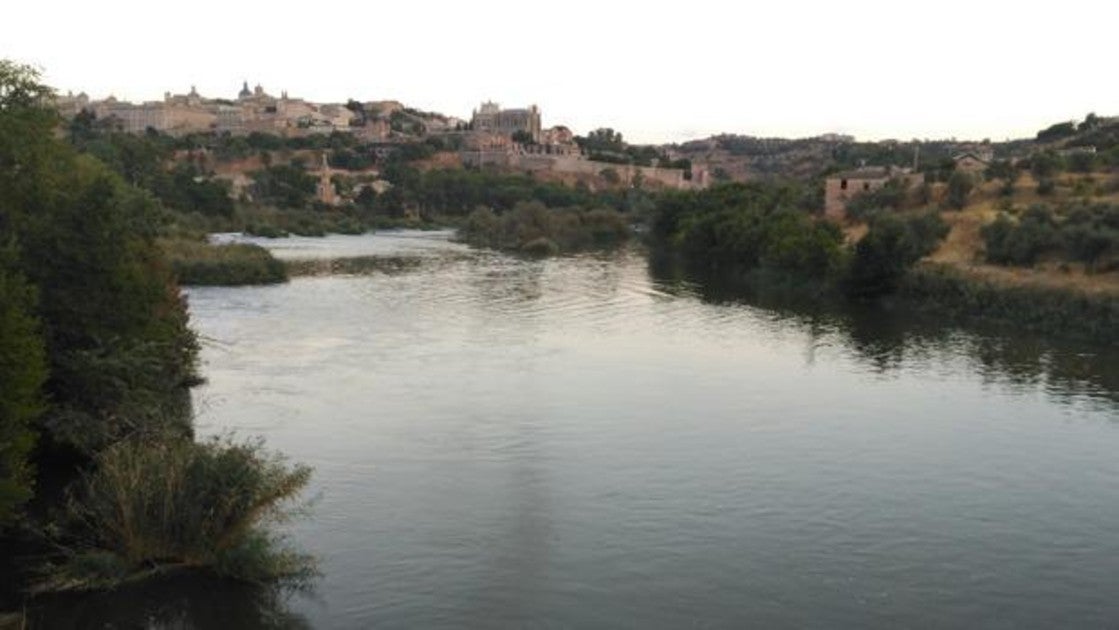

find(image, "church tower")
[316,152,337,206]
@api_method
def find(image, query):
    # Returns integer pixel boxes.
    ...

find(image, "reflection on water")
[648,253,1119,408]
[30,576,310,629]
[34,233,1119,628]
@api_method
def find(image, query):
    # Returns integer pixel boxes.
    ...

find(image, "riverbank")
[899,262,1119,344]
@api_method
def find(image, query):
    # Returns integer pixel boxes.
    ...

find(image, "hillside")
[924,171,1119,295]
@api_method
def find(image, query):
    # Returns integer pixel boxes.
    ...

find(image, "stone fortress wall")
[461,150,698,190]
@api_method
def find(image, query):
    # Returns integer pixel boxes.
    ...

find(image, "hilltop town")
[55,83,703,204]
[48,80,1119,301]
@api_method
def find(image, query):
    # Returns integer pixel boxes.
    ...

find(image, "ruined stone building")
[823,166,923,220]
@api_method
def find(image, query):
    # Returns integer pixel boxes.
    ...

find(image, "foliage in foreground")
[0,245,47,523]
[1,59,311,596]
[1,60,200,462]
[49,436,313,589]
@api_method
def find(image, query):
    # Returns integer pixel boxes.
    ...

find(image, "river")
[36,231,1119,628]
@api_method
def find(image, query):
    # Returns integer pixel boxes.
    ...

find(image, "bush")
[61,436,313,586]
[162,240,287,286]
[902,264,1119,343]
[980,203,1119,269]
[981,206,1057,266]
[846,211,948,297]
[844,177,911,220]
[521,237,560,257]
[460,202,629,255]
[946,171,975,209]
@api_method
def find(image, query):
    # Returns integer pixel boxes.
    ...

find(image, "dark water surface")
[38,232,1119,628]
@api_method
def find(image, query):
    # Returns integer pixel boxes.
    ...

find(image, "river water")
[36,231,1119,628]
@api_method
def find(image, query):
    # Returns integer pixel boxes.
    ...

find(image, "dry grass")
[924,171,1119,296]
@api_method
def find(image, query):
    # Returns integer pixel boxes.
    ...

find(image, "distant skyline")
[6,0,1117,145]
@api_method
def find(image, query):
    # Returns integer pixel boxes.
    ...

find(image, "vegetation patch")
[285,255,426,277]
[901,263,1119,343]
[161,239,287,286]
[982,202,1119,271]
[37,436,312,592]
[460,201,630,255]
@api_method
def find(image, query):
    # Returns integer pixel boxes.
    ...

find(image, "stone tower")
[316,152,337,206]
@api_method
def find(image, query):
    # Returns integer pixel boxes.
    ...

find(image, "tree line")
[0,60,310,595]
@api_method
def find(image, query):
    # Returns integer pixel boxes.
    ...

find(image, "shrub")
[946,171,975,209]
[62,436,313,586]
[981,206,1058,266]
[459,202,629,255]
[521,237,560,257]
[161,240,287,286]
[846,211,948,297]
[844,177,910,221]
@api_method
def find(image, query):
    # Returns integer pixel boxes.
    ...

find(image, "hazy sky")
[5,0,1117,144]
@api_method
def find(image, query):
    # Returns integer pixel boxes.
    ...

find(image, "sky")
[5,0,1117,145]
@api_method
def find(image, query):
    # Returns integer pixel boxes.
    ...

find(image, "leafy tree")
[981,206,1058,266]
[1078,112,1102,132]
[250,164,317,208]
[986,159,1017,183]
[0,60,53,109]
[946,171,975,209]
[1030,151,1064,180]
[1067,151,1098,173]
[846,212,948,297]
[1036,121,1077,143]
[0,245,46,524]
[578,128,625,153]
[0,60,198,455]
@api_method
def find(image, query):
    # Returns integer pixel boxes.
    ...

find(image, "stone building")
[94,97,170,133]
[823,166,922,220]
[471,101,542,142]
[54,91,91,117]
[953,152,991,175]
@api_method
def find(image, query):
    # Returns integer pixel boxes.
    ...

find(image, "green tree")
[1030,151,1063,180]
[846,212,948,297]
[0,245,46,524]
[1,60,198,455]
[981,206,1058,266]
[1036,121,1077,143]
[1067,151,1098,173]
[946,171,975,209]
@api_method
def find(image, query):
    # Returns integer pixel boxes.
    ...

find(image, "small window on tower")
[841,179,848,190]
